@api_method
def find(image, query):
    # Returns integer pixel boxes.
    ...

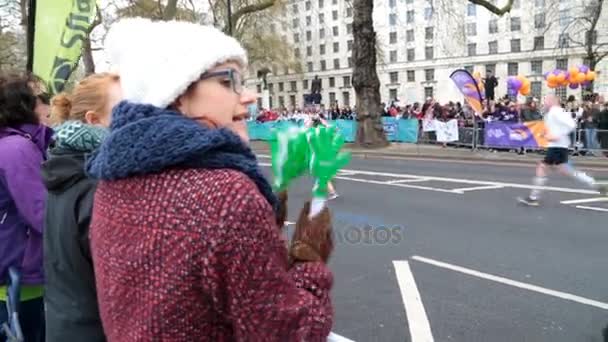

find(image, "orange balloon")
[569,67,579,77]
[586,71,596,81]
[576,73,586,83]
[547,81,558,88]
[521,87,531,96]
[547,74,557,83]
[556,74,566,83]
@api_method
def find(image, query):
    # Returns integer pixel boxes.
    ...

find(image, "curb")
[253,148,608,169]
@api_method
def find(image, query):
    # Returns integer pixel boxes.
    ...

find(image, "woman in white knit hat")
[84,18,335,341]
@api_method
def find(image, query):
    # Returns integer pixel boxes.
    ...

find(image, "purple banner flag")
[484,121,548,148]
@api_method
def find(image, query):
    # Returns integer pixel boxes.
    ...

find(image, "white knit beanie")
[104,18,248,108]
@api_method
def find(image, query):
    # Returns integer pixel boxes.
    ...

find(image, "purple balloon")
[563,71,570,80]
[512,79,522,89]
[569,83,579,89]
[579,65,589,73]
[552,69,562,75]
[581,80,592,87]
[543,71,550,79]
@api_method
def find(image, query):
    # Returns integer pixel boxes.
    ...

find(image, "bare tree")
[82,7,103,76]
[351,0,515,147]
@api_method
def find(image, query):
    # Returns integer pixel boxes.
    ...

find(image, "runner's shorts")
[543,147,569,165]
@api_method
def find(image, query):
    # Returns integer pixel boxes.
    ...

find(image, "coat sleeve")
[75,182,97,263]
[1,138,46,234]
[213,180,333,342]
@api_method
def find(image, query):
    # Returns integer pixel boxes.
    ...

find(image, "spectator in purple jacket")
[0,73,52,342]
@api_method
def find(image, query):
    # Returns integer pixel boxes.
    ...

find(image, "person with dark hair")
[0,73,52,342]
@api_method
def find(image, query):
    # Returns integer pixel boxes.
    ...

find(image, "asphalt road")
[257,154,608,342]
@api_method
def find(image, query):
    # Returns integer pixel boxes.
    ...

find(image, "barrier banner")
[434,119,459,142]
[382,117,398,141]
[333,119,356,142]
[397,118,419,143]
[484,120,548,148]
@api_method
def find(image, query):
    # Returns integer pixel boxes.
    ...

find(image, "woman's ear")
[85,110,101,125]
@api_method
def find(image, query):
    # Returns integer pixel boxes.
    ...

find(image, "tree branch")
[467,0,514,16]
[230,0,276,31]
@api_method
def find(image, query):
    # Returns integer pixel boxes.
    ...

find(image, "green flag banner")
[31,0,96,94]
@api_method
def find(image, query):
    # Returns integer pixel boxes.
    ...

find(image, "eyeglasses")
[199,69,245,95]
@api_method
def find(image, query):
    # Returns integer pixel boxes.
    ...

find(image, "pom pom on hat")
[104,17,248,108]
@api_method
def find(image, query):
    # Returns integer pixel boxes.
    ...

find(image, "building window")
[278,82,284,92]
[535,0,545,6]
[332,10,338,20]
[424,87,433,99]
[278,96,284,108]
[508,62,519,76]
[511,39,521,52]
[257,84,261,93]
[556,58,568,70]
[293,33,300,43]
[489,19,498,34]
[389,71,399,83]
[342,92,350,107]
[320,44,325,55]
[333,42,339,53]
[294,48,301,58]
[307,62,313,72]
[305,1,311,10]
[390,50,397,63]
[555,86,567,102]
[333,26,339,36]
[329,92,336,105]
[389,89,398,101]
[425,46,434,60]
[343,76,351,87]
[319,28,325,39]
[292,18,299,28]
[407,49,415,61]
[332,0,337,4]
[559,9,570,28]
[319,13,325,24]
[406,0,413,3]
[307,46,312,56]
[511,17,521,31]
[425,27,433,40]
[318,0,324,8]
[531,81,542,99]
[464,65,474,73]
[485,64,496,74]
[290,95,296,107]
[389,0,397,8]
[407,70,415,82]
[425,69,434,81]
[290,81,297,92]
[347,40,353,51]
[268,83,274,94]
[467,43,476,56]
[329,77,335,87]
[346,7,352,17]
[531,60,543,75]
[347,24,353,34]
[390,32,397,44]
[389,13,397,26]
[292,4,298,14]
[407,10,414,23]
[321,60,326,71]
[534,13,545,28]
[303,80,309,89]
[306,16,311,26]
[558,34,569,48]
[347,57,352,68]
[306,31,312,41]
[512,0,520,9]
[424,7,433,20]
[533,36,544,50]
[488,40,498,54]
[406,29,414,42]
[333,58,340,69]
[467,23,477,36]
[467,3,476,16]
[586,30,598,45]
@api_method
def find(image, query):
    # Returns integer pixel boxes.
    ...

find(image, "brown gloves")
[289,201,334,264]
[275,191,288,228]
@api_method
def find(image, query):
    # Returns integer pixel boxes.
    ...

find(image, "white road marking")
[334,176,460,194]
[285,221,295,225]
[452,185,505,192]
[393,261,435,342]
[327,332,357,342]
[560,197,608,205]
[258,161,601,195]
[575,205,608,212]
[411,255,608,311]
[386,178,430,184]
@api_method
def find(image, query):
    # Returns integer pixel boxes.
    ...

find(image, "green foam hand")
[268,125,310,192]
[307,124,352,198]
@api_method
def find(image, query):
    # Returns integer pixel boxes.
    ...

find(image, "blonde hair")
[50,72,120,126]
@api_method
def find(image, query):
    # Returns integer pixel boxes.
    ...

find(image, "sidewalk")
[251,141,608,169]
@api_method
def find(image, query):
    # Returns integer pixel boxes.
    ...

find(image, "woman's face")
[176,62,256,142]
[102,81,123,127]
